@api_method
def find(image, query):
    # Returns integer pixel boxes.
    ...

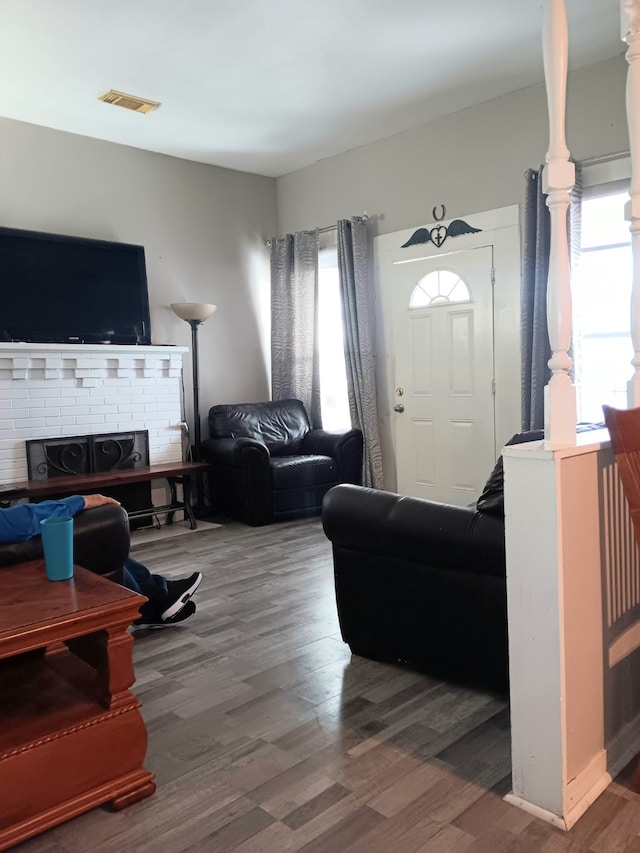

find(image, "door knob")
[394,403,405,413]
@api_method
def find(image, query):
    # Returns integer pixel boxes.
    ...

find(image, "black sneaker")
[133,600,197,627]
[163,600,196,624]
[161,572,203,621]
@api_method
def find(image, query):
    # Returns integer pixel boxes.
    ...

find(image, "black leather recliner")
[201,399,363,526]
[322,430,545,691]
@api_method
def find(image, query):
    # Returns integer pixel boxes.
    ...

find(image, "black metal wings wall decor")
[401,219,482,249]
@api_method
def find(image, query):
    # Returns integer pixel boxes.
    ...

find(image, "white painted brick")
[29,408,59,418]
[0,344,184,481]
[14,418,45,430]
[30,426,62,437]
[31,388,62,399]
[75,414,106,425]
[0,387,28,398]
[0,437,23,449]
[0,420,16,431]
[12,370,27,380]
[60,406,91,416]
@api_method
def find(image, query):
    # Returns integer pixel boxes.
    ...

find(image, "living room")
[1,1,638,851]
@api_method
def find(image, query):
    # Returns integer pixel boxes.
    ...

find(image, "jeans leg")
[123,557,168,605]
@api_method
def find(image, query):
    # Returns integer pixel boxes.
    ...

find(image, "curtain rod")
[266,214,368,247]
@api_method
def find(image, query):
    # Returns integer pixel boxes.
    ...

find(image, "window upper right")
[573,187,632,423]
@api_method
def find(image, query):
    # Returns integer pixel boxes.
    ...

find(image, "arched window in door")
[409,269,471,308]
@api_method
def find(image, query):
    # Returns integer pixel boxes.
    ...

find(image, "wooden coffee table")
[0,561,155,851]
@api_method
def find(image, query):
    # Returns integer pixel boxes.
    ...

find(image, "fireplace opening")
[25,430,153,530]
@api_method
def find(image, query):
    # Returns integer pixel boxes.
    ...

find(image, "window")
[410,269,471,308]
[574,190,632,422]
[318,245,351,430]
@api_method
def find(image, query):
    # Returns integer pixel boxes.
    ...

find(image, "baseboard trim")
[605,713,640,781]
[504,751,612,831]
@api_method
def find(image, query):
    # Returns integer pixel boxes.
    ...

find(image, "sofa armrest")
[201,436,273,524]
[0,504,130,582]
[301,429,363,483]
[201,436,270,467]
[73,504,130,579]
[322,483,505,577]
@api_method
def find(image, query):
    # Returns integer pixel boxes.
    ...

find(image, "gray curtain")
[270,230,321,428]
[337,218,384,488]
[521,164,582,430]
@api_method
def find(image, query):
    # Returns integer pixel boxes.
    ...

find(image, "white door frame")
[374,204,521,492]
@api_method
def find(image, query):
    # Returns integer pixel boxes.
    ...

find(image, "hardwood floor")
[13,517,640,852]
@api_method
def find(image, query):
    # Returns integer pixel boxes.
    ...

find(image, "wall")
[275,55,630,480]
[0,117,277,441]
[276,55,629,237]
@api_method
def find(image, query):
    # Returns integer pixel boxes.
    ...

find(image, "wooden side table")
[0,561,155,851]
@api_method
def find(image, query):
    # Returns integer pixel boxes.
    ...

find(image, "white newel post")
[542,0,577,446]
[623,0,640,407]
[504,0,611,830]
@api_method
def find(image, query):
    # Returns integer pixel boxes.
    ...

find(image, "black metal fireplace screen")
[26,431,150,481]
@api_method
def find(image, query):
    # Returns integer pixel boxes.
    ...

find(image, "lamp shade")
[171,302,217,322]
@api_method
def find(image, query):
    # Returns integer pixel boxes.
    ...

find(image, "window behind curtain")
[318,243,350,430]
[574,189,632,422]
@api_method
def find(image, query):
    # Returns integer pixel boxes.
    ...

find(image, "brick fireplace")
[0,343,187,485]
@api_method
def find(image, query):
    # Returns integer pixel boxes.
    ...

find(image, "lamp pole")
[170,302,217,515]
[188,318,203,462]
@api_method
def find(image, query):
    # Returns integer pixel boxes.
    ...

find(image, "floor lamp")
[171,302,217,508]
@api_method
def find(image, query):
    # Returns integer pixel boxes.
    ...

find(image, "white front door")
[391,245,496,505]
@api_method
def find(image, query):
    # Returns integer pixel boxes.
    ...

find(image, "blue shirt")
[0,496,85,543]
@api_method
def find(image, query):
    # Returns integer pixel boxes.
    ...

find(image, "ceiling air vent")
[98,89,160,114]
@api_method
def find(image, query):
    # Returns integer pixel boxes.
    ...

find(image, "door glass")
[409,269,471,308]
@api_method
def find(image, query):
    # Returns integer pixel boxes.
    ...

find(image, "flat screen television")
[0,226,151,345]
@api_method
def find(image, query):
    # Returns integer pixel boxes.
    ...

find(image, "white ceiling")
[0,0,623,178]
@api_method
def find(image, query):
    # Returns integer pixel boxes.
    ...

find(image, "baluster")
[543,0,577,445]
[623,0,640,407]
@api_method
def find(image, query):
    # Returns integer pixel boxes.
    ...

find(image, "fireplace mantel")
[0,343,187,384]
[0,343,189,484]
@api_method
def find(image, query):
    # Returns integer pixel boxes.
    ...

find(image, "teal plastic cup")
[40,516,74,581]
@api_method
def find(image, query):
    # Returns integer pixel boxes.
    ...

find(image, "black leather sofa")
[322,430,545,691]
[201,399,363,526]
[0,504,130,585]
